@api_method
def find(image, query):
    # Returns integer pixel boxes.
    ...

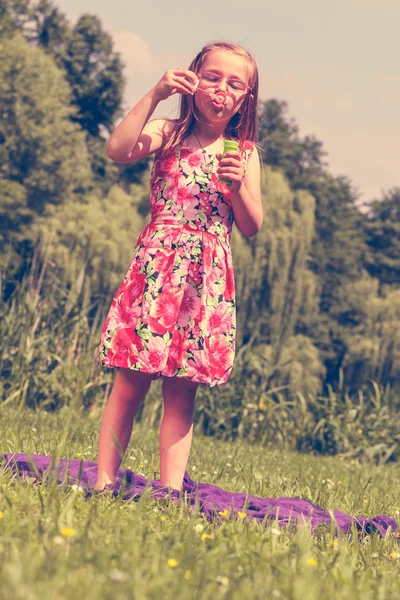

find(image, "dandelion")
[351,460,356,465]
[167,558,178,568]
[338,480,342,484]
[60,527,76,537]
[218,509,230,518]
[388,551,400,560]
[306,558,318,567]
[357,428,363,434]
[237,512,247,519]
[364,499,369,503]
[0,511,3,519]
[160,516,166,521]
[184,570,192,580]
[201,533,213,542]
[71,484,85,493]
[259,399,265,409]
[52,536,65,546]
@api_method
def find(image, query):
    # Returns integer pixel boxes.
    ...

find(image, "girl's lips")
[210,99,225,108]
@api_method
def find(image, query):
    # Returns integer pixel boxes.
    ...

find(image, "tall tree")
[0,31,92,278]
[363,187,400,287]
[1,0,147,193]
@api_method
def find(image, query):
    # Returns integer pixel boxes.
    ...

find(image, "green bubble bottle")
[218,139,239,186]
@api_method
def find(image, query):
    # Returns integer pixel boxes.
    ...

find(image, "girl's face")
[194,50,251,124]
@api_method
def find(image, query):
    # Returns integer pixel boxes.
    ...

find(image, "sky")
[54,0,400,210]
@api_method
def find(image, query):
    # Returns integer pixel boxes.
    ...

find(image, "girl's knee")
[162,376,199,405]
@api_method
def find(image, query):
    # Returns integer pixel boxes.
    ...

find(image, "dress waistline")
[148,217,231,241]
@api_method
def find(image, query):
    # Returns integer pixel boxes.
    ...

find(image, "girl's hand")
[216,151,245,193]
[153,68,198,102]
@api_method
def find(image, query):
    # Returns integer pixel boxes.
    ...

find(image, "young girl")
[96,41,263,492]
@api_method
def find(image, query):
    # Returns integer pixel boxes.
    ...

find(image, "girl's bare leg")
[159,376,199,491]
[94,368,153,490]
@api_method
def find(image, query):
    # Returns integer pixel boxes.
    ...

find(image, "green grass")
[0,403,400,600]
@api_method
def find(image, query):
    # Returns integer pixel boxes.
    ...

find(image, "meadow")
[1,402,400,600]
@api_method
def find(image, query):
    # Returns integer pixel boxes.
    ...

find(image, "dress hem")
[99,360,230,388]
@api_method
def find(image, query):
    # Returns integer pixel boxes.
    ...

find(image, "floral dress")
[99,138,255,387]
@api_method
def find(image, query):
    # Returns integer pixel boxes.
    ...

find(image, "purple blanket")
[2,452,399,540]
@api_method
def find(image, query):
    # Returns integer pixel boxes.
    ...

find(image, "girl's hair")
[162,41,259,153]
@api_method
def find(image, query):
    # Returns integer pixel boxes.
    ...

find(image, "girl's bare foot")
[94,477,116,491]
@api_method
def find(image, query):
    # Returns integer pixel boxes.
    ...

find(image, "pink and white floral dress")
[99,138,255,386]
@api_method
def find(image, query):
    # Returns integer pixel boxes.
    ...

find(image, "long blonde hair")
[163,41,259,153]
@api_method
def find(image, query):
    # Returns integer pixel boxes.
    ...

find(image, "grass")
[0,402,400,600]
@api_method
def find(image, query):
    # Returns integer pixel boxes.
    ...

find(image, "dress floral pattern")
[99,138,255,386]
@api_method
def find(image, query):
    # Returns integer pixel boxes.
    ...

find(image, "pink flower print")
[176,187,192,206]
[177,283,201,328]
[188,260,202,286]
[205,303,233,336]
[150,286,184,331]
[165,328,190,375]
[120,267,146,306]
[163,170,182,197]
[153,153,176,180]
[186,350,211,383]
[216,202,230,218]
[182,201,198,222]
[116,302,141,328]
[181,152,204,176]
[153,247,176,275]
[138,336,169,372]
[111,327,144,362]
[206,334,234,380]
[198,191,211,211]
[224,265,235,301]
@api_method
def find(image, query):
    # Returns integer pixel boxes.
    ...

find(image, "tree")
[363,187,400,287]
[0,31,92,278]
[1,0,147,194]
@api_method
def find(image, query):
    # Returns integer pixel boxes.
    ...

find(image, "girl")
[96,41,263,492]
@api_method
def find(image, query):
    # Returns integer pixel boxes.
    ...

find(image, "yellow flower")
[295,429,301,435]
[259,399,265,409]
[200,533,213,542]
[306,558,318,567]
[357,428,363,434]
[167,558,178,568]
[184,570,192,580]
[351,460,356,465]
[237,512,247,519]
[60,527,76,537]
[393,531,400,539]
[338,480,342,484]
[364,499,369,503]
[217,575,230,586]
[389,551,400,560]
[160,516,166,521]
[218,509,230,518]
[0,511,3,519]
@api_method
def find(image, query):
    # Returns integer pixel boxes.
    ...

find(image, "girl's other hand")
[154,68,198,102]
[216,151,245,193]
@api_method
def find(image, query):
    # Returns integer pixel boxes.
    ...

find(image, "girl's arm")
[107,69,197,163]
[217,146,263,238]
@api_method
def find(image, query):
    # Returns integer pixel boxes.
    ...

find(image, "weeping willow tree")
[334,277,400,392]
[233,165,319,366]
